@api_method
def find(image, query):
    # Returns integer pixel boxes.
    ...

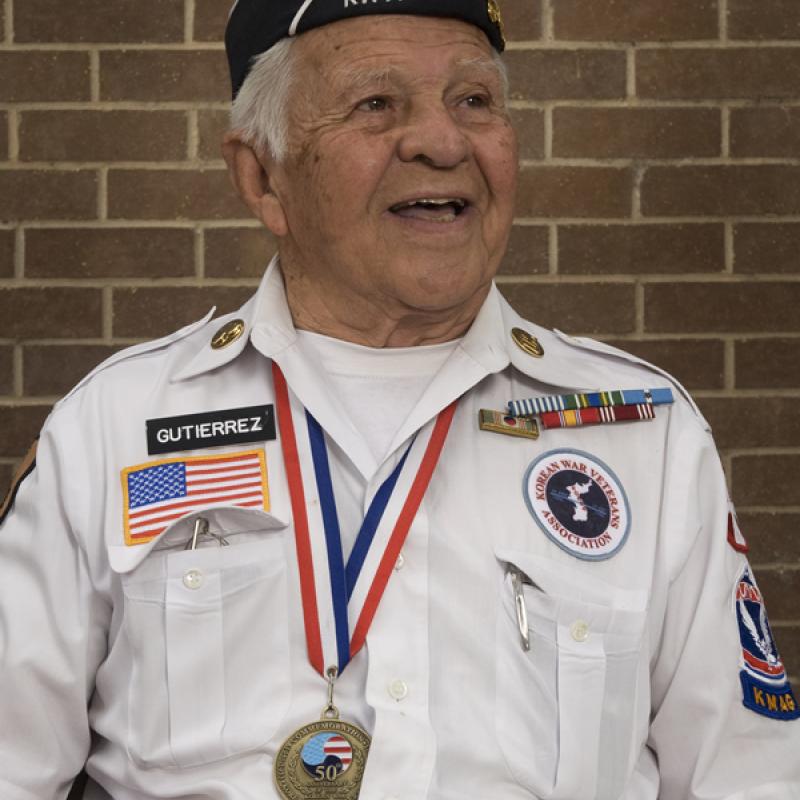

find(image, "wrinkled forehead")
[295,17,504,92]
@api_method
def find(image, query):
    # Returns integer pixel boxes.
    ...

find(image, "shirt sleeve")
[648,416,800,799]
[0,408,109,800]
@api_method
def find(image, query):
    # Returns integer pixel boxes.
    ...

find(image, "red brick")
[15,0,184,43]
[0,171,97,222]
[697,397,800,450]
[775,627,800,677]
[645,282,800,334]
[0,289,102,339]
[732,455,800,508]
[739,512,800,564]
[500,0,543,41]
[19,111,187,163]
[194,0,230,42]
[205,227,277,278]
[637,48,800,100]
[0,463,12,500]
[734,224,800,275]
[730,107,800,159]
[505,49,627,101]
[559,224,724,274]
[728,0,800,40]
[736,338,800,390]
[0,345,13,395]
[518,166,632,218]
[642,166,800,217]
[751,567,800,620]
[198,109,229,161]
[602,338,725,390]
[0,229,14,278]
[553,107,720,159]
[113,287,255,339]
[100,51,229,103]
[498,282,636,334]
[509,109,545,160]
[25,228,195,279]
[498,225,549,276]
[0,52,90,102]
[554,0,718,41]
[107,169,244,221]
[23,345,123,397]
[0,405,51,458]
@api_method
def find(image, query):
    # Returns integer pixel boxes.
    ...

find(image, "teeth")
[391,198,466,212]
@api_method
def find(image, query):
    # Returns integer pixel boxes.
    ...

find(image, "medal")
[274,668,371,800]
[272,364,457,799]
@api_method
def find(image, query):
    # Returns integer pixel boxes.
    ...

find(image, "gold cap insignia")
[211,319,246,350]
[487,0,506,47]
[511,327,545,358]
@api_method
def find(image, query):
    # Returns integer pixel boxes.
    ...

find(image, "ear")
[222,132,289,237]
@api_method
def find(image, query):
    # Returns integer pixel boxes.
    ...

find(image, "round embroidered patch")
[523,449,630,560]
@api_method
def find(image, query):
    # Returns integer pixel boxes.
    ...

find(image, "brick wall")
[0,0,798,671]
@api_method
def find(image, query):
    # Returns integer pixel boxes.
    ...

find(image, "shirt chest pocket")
[120,508,291,769]
[495,549,648,800]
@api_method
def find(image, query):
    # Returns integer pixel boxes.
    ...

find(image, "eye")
[357,96,390,112]
[461,94,490,109]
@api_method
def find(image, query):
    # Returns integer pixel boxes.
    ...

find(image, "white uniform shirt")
[1,259,798,800]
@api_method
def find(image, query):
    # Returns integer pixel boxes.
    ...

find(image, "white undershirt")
[296,330,461,461]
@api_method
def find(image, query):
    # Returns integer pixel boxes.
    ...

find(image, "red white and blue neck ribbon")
[272,363,457,677]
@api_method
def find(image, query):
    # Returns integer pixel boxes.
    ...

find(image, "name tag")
[147,405,276,455]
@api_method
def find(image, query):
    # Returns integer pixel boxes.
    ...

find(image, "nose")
[396,100,471,168]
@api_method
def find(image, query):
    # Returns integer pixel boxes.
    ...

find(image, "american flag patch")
[120,449,269,546]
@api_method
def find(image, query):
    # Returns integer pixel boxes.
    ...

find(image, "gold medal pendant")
[274,669,371,800]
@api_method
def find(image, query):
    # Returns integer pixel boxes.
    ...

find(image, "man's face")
[265,15,518,319]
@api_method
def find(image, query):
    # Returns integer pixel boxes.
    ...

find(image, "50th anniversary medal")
[272,365,458,798]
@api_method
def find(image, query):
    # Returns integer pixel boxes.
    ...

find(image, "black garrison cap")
[226,0,506,98]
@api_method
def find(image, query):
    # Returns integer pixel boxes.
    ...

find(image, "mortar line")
[90,50,101,103]
[548,224,558,274]
[724,338,735,391]
[188,110,199,160]
[543,0,554,41]
[724,221,734,273]
[4,0,12,44]
[195,226,205,279]
[634,282,645,335]
[719,0,729,43]
[721,105,731,158]
[185,0,196,43]
[13,227,23,279]
[102,286,113,341]
[626,46,636,99]
[97,168,108,221]
[7,108,18,161]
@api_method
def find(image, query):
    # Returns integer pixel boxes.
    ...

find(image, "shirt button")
[570,620,590,642]
[394,553,405,571]
[388,679,408,701]
[183,569,204,590]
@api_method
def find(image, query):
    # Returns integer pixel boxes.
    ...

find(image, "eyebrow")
[332,57,505,99]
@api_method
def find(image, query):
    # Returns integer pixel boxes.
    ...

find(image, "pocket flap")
[109,505,289,574]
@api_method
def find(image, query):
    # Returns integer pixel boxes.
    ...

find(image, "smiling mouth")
[389,198,469,223]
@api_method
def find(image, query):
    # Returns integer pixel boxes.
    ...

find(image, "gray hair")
[230,37,509,163]
[230,37,296,162]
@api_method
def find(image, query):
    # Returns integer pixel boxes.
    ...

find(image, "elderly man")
[1,2,799,799]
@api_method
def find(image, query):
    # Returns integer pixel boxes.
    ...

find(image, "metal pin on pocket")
[510,567,531,652]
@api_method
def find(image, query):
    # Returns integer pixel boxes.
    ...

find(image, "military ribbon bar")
[272,362,457,678]
[539,402,655,430]
[508,387,674,419]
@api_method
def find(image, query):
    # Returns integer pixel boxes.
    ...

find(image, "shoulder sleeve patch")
[734,565,799,720]
[0,439,38,527]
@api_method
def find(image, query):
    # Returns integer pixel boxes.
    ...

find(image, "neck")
[281,267,488,348]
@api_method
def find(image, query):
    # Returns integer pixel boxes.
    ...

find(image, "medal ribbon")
[272,362,457,677]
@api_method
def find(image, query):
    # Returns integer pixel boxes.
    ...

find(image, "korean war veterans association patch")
[121,449,269,546]
[523,449,630,561]
[735,565,799,720]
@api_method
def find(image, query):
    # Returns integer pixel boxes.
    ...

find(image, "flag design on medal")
[121,449,269,545]
[301,732,353,779]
